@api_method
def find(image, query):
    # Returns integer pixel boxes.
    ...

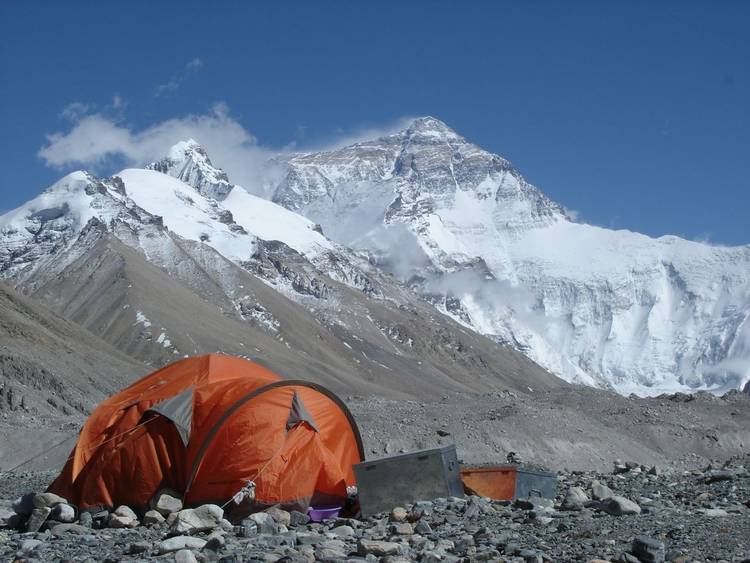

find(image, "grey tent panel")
[286,391,319,432]
[148,387,194,446]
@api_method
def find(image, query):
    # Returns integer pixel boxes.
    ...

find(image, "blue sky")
[1,1,748,245]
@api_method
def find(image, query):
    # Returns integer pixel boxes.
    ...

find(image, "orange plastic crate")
[460,465,555,501]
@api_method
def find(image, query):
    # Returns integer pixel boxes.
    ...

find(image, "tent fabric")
[147,386,194,446]
[286,391,319,432]
[48,354,364,514]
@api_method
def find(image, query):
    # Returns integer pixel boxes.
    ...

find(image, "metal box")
[353,444,464,516]
[460,464,556,501]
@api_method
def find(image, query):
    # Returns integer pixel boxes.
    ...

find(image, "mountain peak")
[167,138,208,161]
[405,116,461,140]
[149,140,233,200]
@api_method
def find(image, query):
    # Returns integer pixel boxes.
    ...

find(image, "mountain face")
[0,280,144,417]
[4,118,746,397]
[0,142,559,399]
[266,117,750,395]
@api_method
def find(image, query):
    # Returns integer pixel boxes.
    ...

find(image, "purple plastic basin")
[307,505,341,522]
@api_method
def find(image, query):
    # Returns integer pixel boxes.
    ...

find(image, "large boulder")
[26,507,51,532]
[590,480,614,501]
[154,493,183,516]
[158,536,207,554]
[245,511,277,534]
[599,496,641,516]
[357,539,401,556]
[50,503,76,523]
[108,505,139,528]
[12,493,35,517]
[169,504,224,534]
[33,492,67,509]
[561,486,589,511]
[631,536,665,563]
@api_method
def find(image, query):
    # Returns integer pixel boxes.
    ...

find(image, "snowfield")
[266,117,750,395]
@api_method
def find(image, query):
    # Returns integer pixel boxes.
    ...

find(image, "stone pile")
[0,456,749,561]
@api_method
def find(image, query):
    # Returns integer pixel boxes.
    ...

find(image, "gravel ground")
[1,458,748,562]
[1,388,749,561]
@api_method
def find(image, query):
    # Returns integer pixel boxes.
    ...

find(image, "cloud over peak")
[154,57,205,97]
[38,103,273,194]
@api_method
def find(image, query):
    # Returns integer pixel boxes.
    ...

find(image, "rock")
[19,539,44,555]
[170,504,224,534]
[591,480,614,501]
[600,496,641,515]
[175,549,199,563]
[415,520,433,535]
[390,506,408,521]
[561,486,589,510]
[79,511,93,527]
[705,469,735,483]
[204,531,226,552]
[0,506,16,527]
[108,513,136,528]
[50,523,89,536]
[114,504,138,520]
[12,492,35,516]
[155,492,183,515]
[247,511,277,534]
[414,501,434,515]
[127,541,151,554]
[50,503,76,523]
[92,509,109,528]
[357,539,401,556]
[391,521,413,535]
[26,506,51,532]
[701,508,728,517]
[108,506,139,528]
[315,546,348,561]
[289,510,310,526]
[33,492,67,508]
[265,506,292,526]
[330,524,355,537]
[144,509,166,525]
[632,536,665,563]
[158,536,207,554]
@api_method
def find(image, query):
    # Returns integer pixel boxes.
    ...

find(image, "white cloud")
[155,58,205,97]
[59,102,91,121]
[38,101,419,197]
[38,103,274,194]
[310,116,417,151]
[186,57,203,71]
[562,206,581,222]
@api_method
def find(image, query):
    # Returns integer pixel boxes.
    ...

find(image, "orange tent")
[48,354,364,515]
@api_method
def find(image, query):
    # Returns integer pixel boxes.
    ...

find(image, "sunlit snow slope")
[267,117,750,395]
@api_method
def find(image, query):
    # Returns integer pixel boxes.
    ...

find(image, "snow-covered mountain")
[266,116,750,395]
[0,140,557,398]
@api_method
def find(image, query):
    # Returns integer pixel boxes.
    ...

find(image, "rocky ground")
[1,456,749,562]
[348,388,750,473]
[1,387,749,561]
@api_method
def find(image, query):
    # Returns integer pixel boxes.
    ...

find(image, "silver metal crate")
[353,444,464,516]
